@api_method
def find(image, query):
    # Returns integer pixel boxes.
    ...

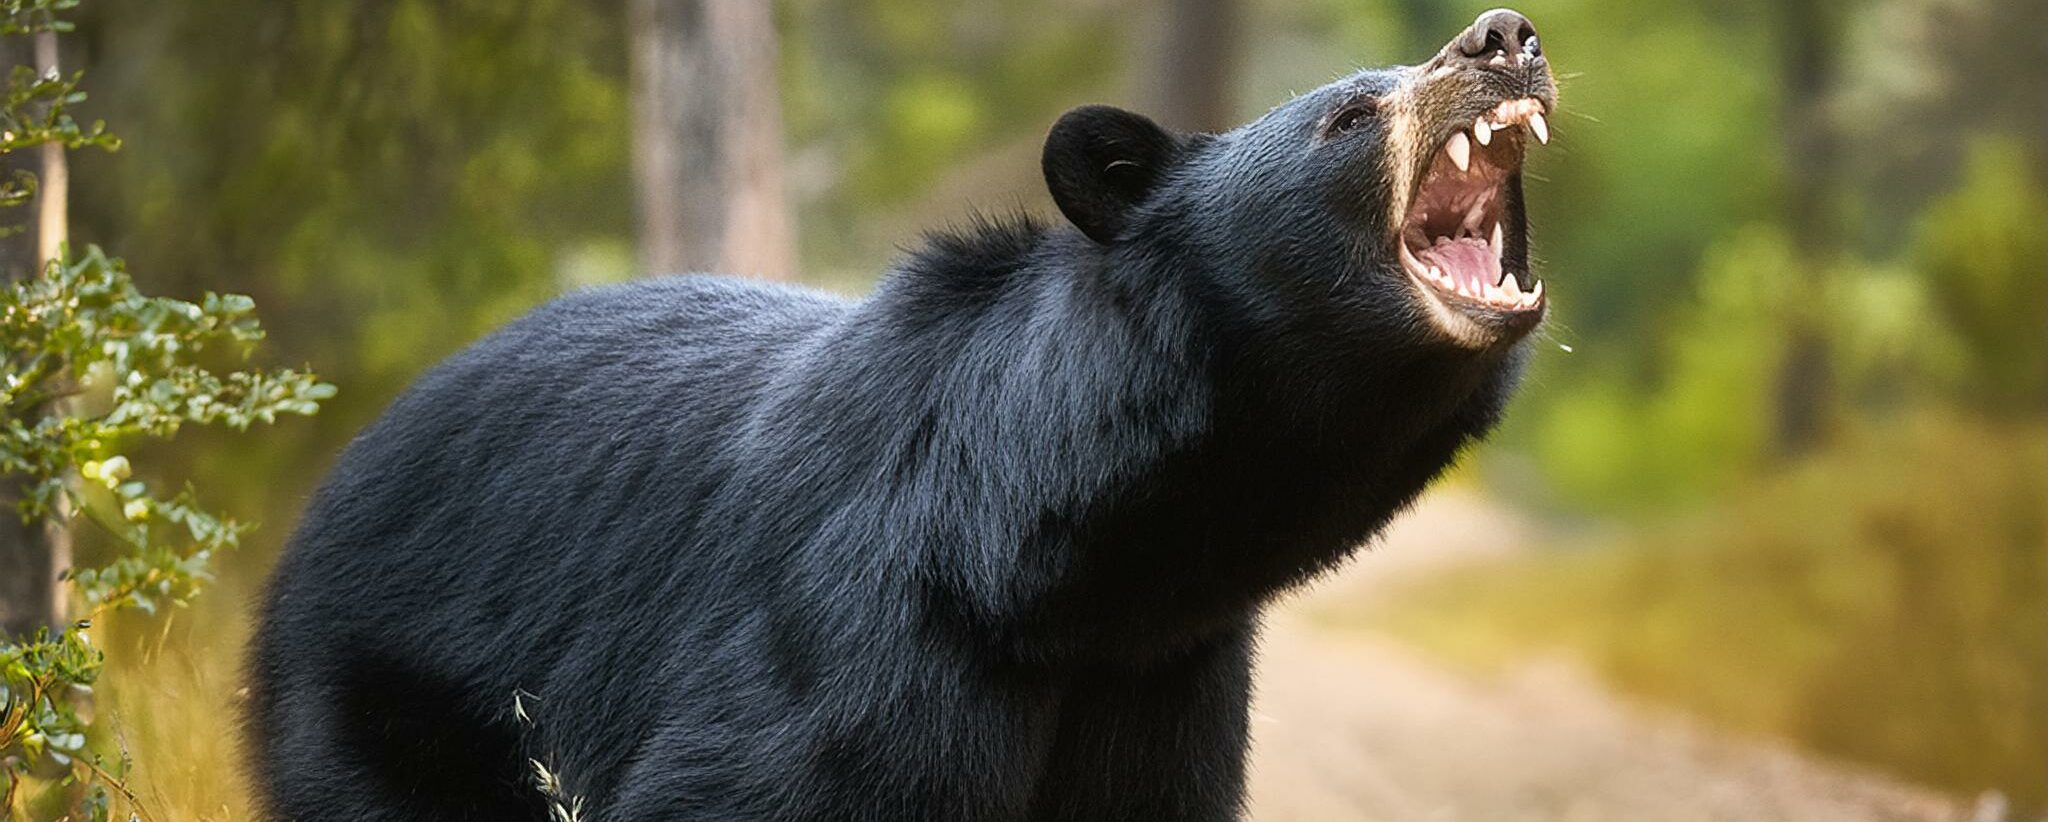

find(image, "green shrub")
[1912,137,2048,412]
[1524,220,1966,512]
[1527,226,1793,508]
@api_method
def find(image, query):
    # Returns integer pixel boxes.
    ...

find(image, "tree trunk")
[1770,0,1837,456]
[629,0,794,280]
[1152,0,1239,132]
[35,32,65,268]
[0,489,60,641]
[0,30,71,641]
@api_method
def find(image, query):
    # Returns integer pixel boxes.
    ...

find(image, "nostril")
[1465,9,1539,61]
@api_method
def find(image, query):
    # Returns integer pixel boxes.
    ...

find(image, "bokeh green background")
[44,0,2048,815]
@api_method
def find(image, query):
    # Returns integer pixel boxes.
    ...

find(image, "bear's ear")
[1042,105,1183,245]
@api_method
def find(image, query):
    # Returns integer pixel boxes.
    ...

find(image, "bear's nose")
[1454,8,1540,62]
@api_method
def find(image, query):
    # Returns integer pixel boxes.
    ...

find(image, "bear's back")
[253,274,851,725]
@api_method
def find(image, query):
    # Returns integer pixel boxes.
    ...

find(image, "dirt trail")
[1243,489,1969,822]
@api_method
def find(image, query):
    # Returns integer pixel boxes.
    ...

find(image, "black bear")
[248,8,1557,820]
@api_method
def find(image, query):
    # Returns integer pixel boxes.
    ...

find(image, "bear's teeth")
[1527,111,1550,144]
[1490,223,1504,256]
[1446,131,1471,172]
[1503,276,1523,298]
[1474,119,1492,146]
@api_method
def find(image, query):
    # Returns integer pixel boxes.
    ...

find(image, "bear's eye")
[1323,100,1379,138]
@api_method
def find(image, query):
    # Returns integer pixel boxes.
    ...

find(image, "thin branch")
[79,755,156,822]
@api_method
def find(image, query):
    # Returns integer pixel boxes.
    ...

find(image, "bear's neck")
[839,223,1516,664]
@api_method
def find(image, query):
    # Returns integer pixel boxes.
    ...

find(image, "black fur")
[1042,106,1185,243]
[249,36,1551,822]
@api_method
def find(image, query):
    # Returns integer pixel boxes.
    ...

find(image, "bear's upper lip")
[1396,96,1551,325]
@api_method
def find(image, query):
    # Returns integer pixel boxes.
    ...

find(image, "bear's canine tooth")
[1474,118,1492,146]
[1527,111,1550,144]
[1446,131,1471,172]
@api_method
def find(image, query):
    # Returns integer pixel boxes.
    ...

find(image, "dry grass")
[93,580,260,821]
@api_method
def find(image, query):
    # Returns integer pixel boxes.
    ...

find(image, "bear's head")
[1044,8,1558,359]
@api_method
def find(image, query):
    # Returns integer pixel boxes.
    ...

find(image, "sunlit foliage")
[0,2,331,817]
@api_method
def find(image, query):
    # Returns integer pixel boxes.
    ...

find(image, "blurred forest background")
[1,0,2044,818]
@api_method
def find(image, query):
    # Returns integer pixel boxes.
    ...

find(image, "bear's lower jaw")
[1403,261,1545,349]
[1395,191,1544,350]
[1400,232,1541,310]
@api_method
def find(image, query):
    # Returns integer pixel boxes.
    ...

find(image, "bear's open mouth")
[1397,97,1549,314]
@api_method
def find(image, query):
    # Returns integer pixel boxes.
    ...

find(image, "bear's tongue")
[1414,237,1501,295]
